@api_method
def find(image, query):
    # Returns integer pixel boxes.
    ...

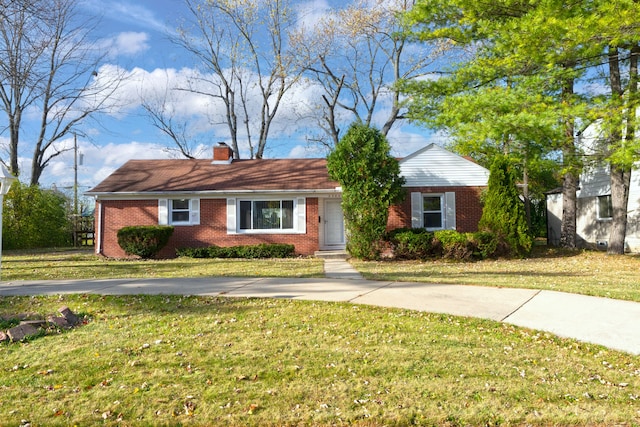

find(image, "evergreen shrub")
[478,155,533,258]
[116,226,174,259]
[386,228,435,260]
[384,228,502,261]
[177,243,295,259]
[434,230,474,261]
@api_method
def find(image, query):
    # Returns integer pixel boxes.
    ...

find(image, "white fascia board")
[86,188,343,200]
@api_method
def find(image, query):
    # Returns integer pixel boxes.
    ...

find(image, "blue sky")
[8,0,441,191]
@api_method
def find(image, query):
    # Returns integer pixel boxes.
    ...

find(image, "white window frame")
[170,199,191,225]
[158,198,200,226]
[227,197,306,234]
[422,194,444,230]
[597,195,613,220]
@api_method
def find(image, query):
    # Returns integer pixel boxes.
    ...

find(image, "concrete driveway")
[0,276,638,355]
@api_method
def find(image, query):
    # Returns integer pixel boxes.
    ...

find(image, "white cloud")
[286,144,327,158]
[295,0,333,31]
[103,32,151,57]
[87,141,172,185]
[386,127,449,157]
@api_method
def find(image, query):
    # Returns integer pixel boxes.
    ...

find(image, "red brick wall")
[387,187,485,232]
[97,198,320,258]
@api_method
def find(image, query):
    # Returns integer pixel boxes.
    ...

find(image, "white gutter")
[85,188,343,199]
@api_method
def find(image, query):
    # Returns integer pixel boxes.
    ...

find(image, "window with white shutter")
[410,192,456,231]
[159,198,201,226]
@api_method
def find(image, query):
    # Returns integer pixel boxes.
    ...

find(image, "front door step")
[314,250,349,260]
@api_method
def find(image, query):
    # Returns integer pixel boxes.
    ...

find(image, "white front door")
[324,199,345,248]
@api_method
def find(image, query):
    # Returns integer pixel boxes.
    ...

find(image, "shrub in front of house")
[385,228,502,261]
[433,230,476,261]
[386,228,436,260]
[467,231,503,259]
[116,226,174,259]
[177,243,295,259]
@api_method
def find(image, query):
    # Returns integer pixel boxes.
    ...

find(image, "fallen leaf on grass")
[184,400,196,416]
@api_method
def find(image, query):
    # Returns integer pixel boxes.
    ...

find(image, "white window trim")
[229,197,306,234]
[158,198,200,226]
[597,195,613,221]
[423,194,445,231]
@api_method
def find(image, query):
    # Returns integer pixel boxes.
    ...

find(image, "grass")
[1,248,639,425]
[0,294,638,426]
[1,249,325,281]
[352,247,640,302]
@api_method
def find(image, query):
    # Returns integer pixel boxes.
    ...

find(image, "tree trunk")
[608,164,630,254]
[523,153,531,230]
[606,45,637,254]
[559,170,577,248]
[559,77,578,249]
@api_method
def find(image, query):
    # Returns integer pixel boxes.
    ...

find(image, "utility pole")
[74,134,78,247]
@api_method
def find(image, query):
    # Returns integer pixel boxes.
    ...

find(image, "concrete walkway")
[0,258,638,355]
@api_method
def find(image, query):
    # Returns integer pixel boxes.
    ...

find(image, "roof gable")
[399,143,489,187]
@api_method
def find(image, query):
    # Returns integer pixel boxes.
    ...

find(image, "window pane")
[172,211,190,222]
[172,199,189,210]
[240,201,251,229]
[171,199,190,223]
[254,200,281,229]
[282,200,294,229]
[598,195,612,219]
[424,212,442,228]
[423,196,441,211]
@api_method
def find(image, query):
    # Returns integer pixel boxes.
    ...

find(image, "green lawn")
[1,248,639,425]
[352,247,640,302]
[1,249,325,281]
[0,294,638,426]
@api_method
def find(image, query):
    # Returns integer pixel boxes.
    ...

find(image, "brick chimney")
[212,142,233,164]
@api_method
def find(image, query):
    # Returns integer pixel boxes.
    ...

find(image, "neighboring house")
[86,142,489,258]
[546,121,640,252]
[546,165,640,251]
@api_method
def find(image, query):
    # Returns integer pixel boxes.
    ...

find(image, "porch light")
[0,164,17,277]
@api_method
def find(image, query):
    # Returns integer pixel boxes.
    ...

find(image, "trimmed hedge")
[117,226,174,259]
[385,228,501,261]
[177,243,295,259]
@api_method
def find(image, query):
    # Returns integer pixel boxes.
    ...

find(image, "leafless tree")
[168,0,301,159]
[140,72,208,159]
[0,0,47,175]
[0,0,123,185]
[291,0,442,148]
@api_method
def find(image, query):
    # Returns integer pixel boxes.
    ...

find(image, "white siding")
[551,165,640,252]
[577,165,610,198]
[399,144,489,187]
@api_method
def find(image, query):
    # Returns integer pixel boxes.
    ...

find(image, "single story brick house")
[86,142,489,258]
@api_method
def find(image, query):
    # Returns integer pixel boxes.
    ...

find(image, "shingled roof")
[86,158,340,194]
